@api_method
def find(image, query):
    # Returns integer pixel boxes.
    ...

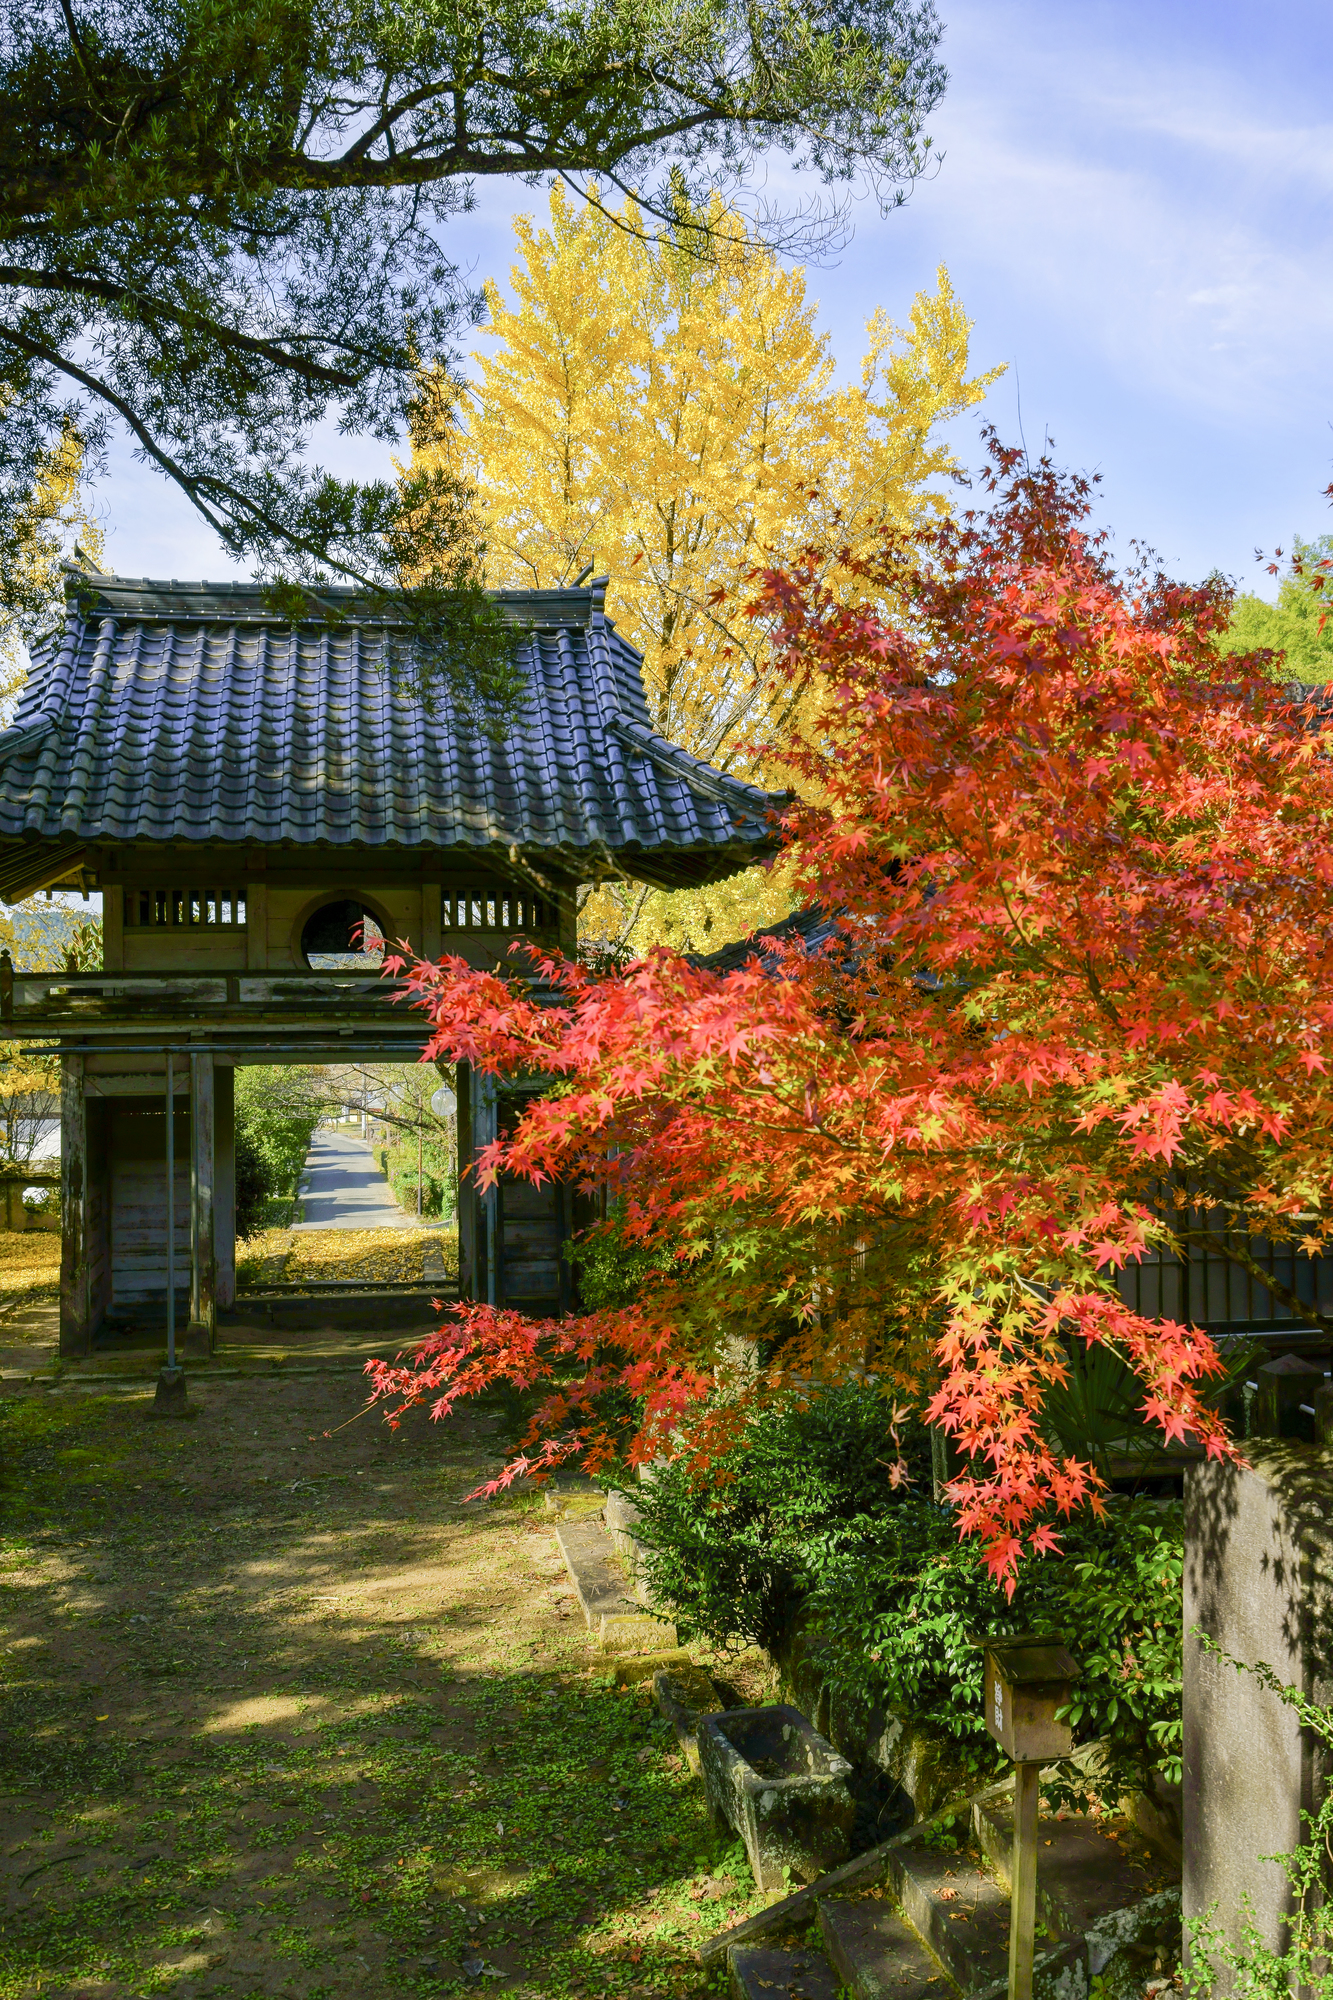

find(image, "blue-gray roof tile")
[0,576,779,887]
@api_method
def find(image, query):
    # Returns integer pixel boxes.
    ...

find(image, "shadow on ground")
[0,1374,759,2000]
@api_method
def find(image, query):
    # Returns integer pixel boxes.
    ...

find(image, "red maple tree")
[370,440,1333,1582]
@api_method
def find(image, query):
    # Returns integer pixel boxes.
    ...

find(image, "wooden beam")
[0,843,88,906]
[245,878,269,969]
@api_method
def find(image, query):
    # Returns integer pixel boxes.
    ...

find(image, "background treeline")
[234,1068,328,1239]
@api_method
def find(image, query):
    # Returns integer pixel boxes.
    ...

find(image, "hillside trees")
[1227,534,1333,680]
[0,0,946,681]
[413,185,996,944]
[366,441,1333,1581]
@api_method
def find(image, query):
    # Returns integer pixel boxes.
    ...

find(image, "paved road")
[293,1127,414,1231]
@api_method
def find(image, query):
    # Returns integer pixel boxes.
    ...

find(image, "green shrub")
[628,1383,1182,1799]
[234,1066,325,1239]
[569,1205,676,1311]
[629,1385,933,1653]
[809,1490,1182,1798]
[233,1118,271,1242]
[377,1134,455,1219]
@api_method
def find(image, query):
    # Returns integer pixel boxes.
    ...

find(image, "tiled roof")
[691,903,843,974]
[0,576,779,890]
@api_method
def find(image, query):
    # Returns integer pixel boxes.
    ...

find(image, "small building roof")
[0,576,779,896]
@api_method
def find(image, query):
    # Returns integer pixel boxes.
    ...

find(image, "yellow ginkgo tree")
[1,414,105,710]
[412,189,999,949]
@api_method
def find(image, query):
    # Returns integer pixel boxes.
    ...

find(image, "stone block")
[1184,1446,1333,1976]
[604,1486,643,1564]
[971,1791,1176,1935]
[607,1646,693,1686]
[699,1705,856,1892]
[774,1623,969,1818]
[1125,1774,1182,1870]
[151,1365,189,1416]
[817,1893,953,2000]
[654,1663,723,1771]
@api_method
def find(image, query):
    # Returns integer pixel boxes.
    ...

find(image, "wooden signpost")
[982,1636,1081,2000]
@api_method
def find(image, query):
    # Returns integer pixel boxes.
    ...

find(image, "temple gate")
[0,573,776,1356]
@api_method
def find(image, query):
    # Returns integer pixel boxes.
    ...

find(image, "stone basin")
[699,1705,855,1892]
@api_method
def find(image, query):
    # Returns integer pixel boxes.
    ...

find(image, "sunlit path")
[294,1128,413,1231]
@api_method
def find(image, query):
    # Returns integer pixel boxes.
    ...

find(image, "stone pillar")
[1183,1448,1333,1974]
[59,1052,92,1357]
[186,1050,215,1356]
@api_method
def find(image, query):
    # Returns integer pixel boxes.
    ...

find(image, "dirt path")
[0,1374,763,2000]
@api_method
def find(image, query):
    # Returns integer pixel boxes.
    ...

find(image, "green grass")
[0,1383,761,2000]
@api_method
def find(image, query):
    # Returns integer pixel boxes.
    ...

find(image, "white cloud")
[890,7,1333,428]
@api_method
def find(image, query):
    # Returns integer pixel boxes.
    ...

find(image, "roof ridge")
[60,573,608,629]
[605,715,786,809]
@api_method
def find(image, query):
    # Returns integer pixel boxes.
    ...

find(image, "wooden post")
[421,879,442,961]
[245,876,268,969]
[59,1052,91,1356]
[214,1063,236,1310]
[186,1050,215,1356]
[456,1061,475,1297]
[101,880,124,970]
[1008,1761,1040,2000]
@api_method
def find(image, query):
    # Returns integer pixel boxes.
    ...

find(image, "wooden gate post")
[59,1052,91,1357]
[186,1050,216,1356]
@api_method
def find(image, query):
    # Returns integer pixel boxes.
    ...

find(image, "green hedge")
[377,1136,455,1220]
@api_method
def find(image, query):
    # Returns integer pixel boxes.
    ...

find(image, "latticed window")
[123,889,248,928]
[442,888,552,934]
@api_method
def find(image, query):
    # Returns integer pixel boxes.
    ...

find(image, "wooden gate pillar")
[186,1050,216,1355]
[59,1052,92,1357]
[214,1063,236,1310]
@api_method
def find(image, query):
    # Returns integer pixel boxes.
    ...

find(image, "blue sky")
[99,0,1333,599]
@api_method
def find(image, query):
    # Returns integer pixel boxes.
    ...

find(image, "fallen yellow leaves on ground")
[237,1226,459,1291]
[0,1229,61,1303]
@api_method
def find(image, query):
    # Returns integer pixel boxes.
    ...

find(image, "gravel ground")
[0,1374,766,2000]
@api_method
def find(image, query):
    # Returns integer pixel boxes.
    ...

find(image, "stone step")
[553,1517,677,1652]
[818,1889,957,2000]
[880,1842,1015,1997]
[421,1238,451,1284]
[729,1944,843,2000]
[543,1472,607,1520]
[970,1792,1176,1937]
[881,1824,1179,2000]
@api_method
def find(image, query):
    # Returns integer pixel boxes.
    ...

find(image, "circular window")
[301,899,386,971]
